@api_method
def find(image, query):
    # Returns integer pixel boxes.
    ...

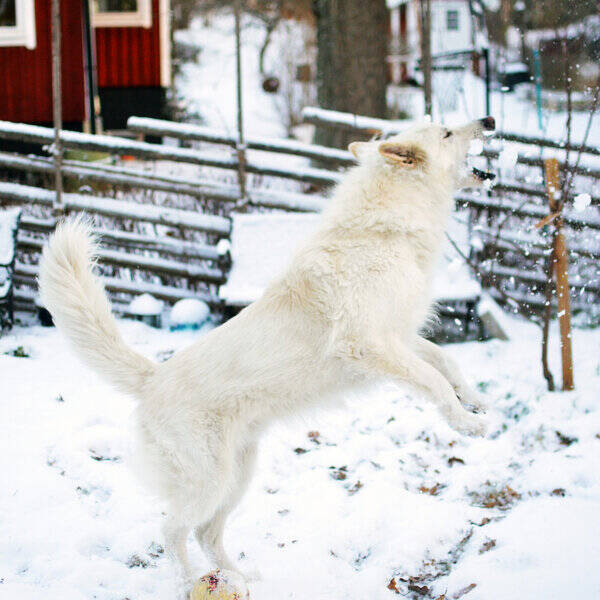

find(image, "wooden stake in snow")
[234,0,247,208]
[419,0,433,117]
[51,0,63,218]
[539,158,574,391]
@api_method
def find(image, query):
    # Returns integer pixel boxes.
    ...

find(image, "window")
[93,0,152,28]
[0,0,36,49]
[447,9,459,31]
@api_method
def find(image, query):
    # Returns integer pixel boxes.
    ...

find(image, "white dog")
[39,117,495,591]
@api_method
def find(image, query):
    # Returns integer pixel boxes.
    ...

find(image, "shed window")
[0,0,36,48]
[93,0,152,28]
[446,9,459,31]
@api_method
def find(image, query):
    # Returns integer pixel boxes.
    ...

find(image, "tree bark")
[313,0,388,148]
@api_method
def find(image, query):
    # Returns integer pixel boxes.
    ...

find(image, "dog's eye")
[443,130,453,139]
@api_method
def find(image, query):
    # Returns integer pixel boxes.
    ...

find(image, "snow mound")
[127,293,163,316]
[170,299,210,328]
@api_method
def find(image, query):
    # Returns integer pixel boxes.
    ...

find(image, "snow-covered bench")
[219,212,485,342]
[0,207,22,330]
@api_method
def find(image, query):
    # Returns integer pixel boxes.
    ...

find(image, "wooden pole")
[51,0,64,218]
[234,0,247,207]
[420,0,433,117]
[544,157,575,391]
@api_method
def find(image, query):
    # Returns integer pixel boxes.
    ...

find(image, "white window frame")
[93,0,152,29]
[0,0,36,49]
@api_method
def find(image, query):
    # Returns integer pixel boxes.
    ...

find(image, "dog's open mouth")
[472,166,496,182]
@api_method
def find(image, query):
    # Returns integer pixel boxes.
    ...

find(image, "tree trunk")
[313,0,388,148]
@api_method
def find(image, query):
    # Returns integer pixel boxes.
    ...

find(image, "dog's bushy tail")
[39,217,156,396]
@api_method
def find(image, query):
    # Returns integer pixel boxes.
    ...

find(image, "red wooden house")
[0,0,171,132]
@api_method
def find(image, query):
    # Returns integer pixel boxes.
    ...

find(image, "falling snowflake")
[573,193,591,212]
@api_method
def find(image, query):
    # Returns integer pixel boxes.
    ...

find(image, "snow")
[170,299,210,328]
[0,207,21,265]
[0,207,20,297]
[0,182,231,235]
[220,212,321,305]
[1,313,599,599]
[174,14,287,139]
[127,293,163,317]
[497,147,519,171]
[221,212,481,306]
[467,139,484,156]
[500,62,528,75]
[574,193,592,213]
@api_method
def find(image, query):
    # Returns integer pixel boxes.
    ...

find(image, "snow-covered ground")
[1,315,599,600]
[174,12,312,140]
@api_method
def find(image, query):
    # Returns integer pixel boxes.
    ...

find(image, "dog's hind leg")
[194,440,258,577]
[413,337,488,413]
[162,518,193,595]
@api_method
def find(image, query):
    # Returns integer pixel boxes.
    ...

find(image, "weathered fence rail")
[0,182,231,235]
[127,117,356,166]
[0,151,327,213]
[0,120,340,187]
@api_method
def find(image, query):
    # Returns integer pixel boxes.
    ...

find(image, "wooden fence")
[301,107,600,318]
[1,108,599,319]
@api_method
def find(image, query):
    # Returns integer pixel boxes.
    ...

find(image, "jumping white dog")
[39,117,495,591]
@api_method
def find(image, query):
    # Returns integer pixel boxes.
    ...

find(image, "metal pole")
[51,0,64,218]
[533,49,543,131]
[234,0,247,207]
[483,47,491,116]
[82,0,101,135]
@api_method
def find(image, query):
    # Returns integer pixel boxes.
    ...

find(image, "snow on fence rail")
[127,117,356,167]
[0,182,231,235]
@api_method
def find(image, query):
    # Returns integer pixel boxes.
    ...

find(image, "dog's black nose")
[480,116,495,131]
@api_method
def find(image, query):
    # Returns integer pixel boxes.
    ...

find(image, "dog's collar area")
[472,167,496,181]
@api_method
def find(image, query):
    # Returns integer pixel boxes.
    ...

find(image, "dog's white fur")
[39,119,490,591]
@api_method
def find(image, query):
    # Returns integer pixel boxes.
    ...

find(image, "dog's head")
[349,117,496,189]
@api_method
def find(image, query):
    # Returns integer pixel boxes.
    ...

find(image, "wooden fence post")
[51,0,64,220]
[544,157,575,391]
[234,0,247,208]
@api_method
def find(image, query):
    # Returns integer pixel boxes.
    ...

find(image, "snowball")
[217,239,231,256]
[447,258,463,273]
[573,193,592,212]
[468,139,484,155]
[498,147,519,170]
[190,569,249,600]
[170,298,210,326]
[471,235,484,251]
[127,293,163,316]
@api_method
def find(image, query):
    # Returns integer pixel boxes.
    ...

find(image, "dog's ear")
[348,141,370,161]
[378,142,426,168]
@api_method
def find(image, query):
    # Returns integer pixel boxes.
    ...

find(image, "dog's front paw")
[450,411,488,438]
[458,389,489,414]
